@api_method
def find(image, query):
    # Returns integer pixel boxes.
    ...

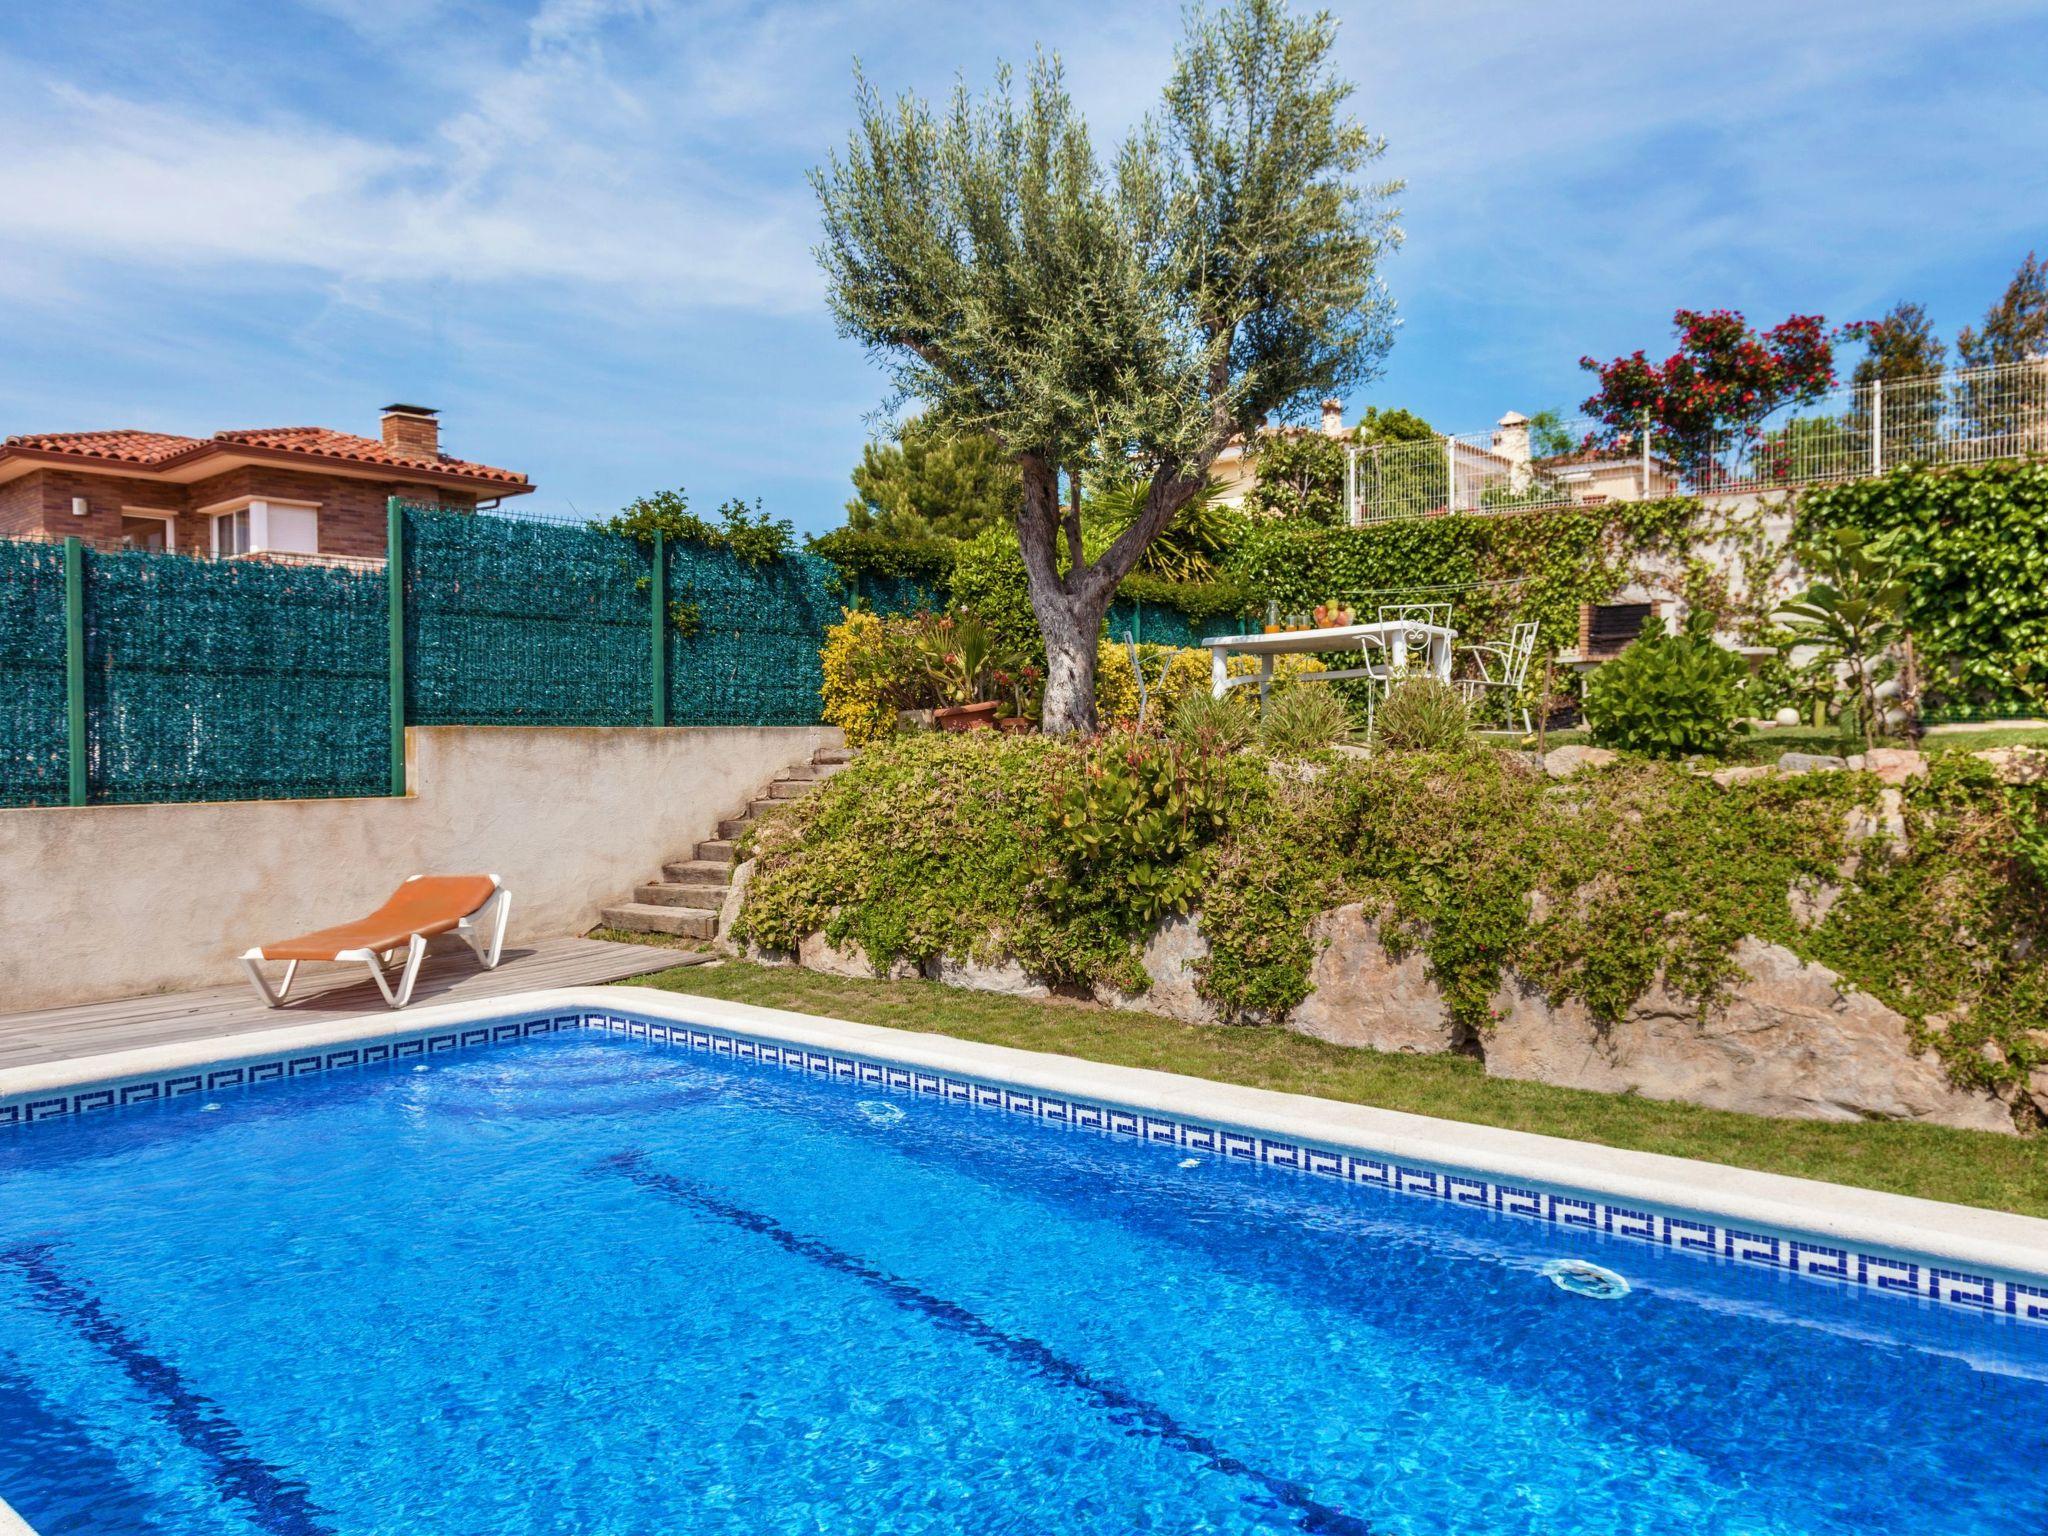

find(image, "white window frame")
[199,496,321,558]
[118,507,177,552]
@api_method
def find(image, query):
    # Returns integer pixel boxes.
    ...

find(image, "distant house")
[1209,399,1353,507]
[0,405,532,565]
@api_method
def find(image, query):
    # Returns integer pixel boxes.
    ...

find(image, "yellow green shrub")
[820,609,899,747]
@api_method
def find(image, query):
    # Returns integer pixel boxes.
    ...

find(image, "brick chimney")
[380,403,440,460]
[1319,398,1345,437]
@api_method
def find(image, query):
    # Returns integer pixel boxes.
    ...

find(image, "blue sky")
[2,0,2045,532]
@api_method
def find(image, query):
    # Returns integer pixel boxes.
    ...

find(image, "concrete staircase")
[597,745,852,944]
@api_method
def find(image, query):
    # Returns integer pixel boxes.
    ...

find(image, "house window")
[206,498,319,558]
[215,507,253,557]
[120,513,175,552]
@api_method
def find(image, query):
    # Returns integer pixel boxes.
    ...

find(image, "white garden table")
[1203,621,1458,701]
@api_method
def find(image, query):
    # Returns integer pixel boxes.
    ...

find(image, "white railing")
[1346,358,2048,525]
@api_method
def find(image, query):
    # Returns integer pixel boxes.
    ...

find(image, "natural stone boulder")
[1779,751,1848,774]
[1710,764,1773,787]
[1860,747,1928,784]
[933,951,1051,998]
[714,859,754,956]
[1543,745,1616,778]
[1974,746,2048,785]
[798,931,877,978]
[1288,904,1459,1054]
[1484,937,2012,1132]
[1786,877,1843,929]
[1841,787,1907,870]
[1113,914,1218,1025]
[793,930,920,980]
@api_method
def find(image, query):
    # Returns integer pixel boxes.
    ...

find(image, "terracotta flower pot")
[996,715,1035,734]
[935,701,1001,732]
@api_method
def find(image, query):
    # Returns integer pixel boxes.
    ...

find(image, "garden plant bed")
[727,734,2048,1137]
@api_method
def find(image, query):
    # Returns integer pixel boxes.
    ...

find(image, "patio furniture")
[240,873,511,1009]
[1456,620,1541,733]
[1203,619,1457,703]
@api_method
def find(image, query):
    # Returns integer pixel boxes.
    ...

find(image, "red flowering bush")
[1580,309,1846,484]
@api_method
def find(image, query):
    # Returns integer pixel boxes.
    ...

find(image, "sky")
[2,0,2045,532]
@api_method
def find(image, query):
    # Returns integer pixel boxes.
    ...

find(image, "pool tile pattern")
[5,1006,2044,1329]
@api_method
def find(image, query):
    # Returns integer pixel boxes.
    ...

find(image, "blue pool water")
[2,1030,2044,1535]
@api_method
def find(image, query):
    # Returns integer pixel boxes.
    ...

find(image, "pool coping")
[5,984,2047,1293]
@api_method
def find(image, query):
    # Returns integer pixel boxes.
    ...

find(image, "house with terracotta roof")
[0,405,532,564]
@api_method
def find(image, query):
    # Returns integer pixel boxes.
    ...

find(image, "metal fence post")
[63,535,87,806]
[650,528,668,727]
[1640,409,1652,499]
[386,498,406,797]
[1443,435,1457,514]
[1870,378,1884,476]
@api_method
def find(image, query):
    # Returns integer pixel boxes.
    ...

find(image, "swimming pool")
[4,998,2046,1534]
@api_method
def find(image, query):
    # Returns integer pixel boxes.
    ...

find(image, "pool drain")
[857,1100,905,1125]
[1541,1259,1631,1300]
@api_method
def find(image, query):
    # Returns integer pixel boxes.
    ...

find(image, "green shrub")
[1046,736,1234,937]
[1584,626,1750,758]
[736,735,2048,1104]
[1258,685,1355,755]
[1375,676,1471,752]
[1168,688,1258,753]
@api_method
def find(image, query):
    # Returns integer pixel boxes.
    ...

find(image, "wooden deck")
[0,936,696,1071]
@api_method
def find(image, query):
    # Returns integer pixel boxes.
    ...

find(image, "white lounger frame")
[239,874,511,1010]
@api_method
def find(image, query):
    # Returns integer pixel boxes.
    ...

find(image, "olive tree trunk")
[1016,453,1208,736]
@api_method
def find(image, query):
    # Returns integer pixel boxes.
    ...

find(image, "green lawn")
[619,959,2048,1220]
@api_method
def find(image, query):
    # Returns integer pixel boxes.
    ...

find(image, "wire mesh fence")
[0,503,949,806]
[0,543,389,808]
[1349,359,2048,524]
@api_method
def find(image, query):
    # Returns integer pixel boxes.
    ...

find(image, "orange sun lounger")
[240,873,511,1010]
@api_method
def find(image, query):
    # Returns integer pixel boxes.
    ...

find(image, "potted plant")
[995,658,1042,733]
[927,612,1001,731]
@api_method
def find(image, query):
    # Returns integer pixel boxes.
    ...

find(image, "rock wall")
[761,910,2014,1135]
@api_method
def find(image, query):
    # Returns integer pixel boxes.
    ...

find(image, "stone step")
[599,903,718,940]
[777,761,824,781]
[766,779,811,799]
[813,746,853,765]
[694,839,736,863]
[716,816,752,841]
[634,881,732,908]
[663,859,734,885]
[747,799,786,820]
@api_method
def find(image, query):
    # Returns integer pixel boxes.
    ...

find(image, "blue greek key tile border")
[6,1005,2045,1329]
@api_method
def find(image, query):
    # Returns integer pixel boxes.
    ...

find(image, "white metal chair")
[1360,602,1456,741]
[1456,621,1541,733]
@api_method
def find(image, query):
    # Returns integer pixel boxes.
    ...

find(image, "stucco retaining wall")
[0,725,838,1010]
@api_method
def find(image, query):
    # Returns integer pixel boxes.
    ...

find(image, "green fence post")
[63,535,87,806]
[650,529,668,727]
[387,498,407,797]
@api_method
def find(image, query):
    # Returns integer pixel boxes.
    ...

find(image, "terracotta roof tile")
[2,429,204,465]
[1,423,528,488]
[211,426,529,485]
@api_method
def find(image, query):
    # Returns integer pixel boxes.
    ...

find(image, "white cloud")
[0,1,828,315]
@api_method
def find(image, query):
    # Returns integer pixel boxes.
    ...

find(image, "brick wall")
[0,474,42,539]
[0,466,478,557]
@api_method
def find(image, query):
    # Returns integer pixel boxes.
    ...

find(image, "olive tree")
[812,0,1399,732]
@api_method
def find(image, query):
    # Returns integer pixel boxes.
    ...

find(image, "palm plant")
[1088,475,1242,582]
[1777,527,1913,751]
